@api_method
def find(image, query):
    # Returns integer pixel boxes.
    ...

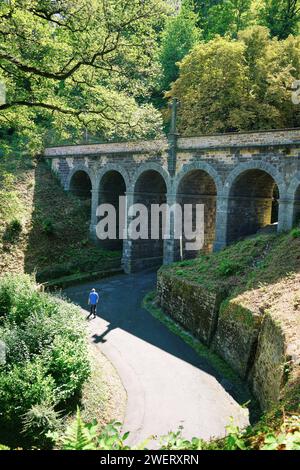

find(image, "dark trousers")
[87,304,97,319]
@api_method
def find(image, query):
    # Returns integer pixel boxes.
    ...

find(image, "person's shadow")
[91,320,117,344]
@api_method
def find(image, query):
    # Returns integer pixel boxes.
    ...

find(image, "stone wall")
[157,270,226,346]
[157,270,300,411]
[249,276,300,410]
[212,297,264,379]
[45,127,300,271]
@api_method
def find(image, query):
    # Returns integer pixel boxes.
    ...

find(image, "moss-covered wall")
[157,270,300,412]
[157,270,225,345]
[212,298,263,379]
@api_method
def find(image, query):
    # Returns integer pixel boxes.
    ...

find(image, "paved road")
[65,271,250,446]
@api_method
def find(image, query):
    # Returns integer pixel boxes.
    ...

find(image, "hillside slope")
[0,154,120,282]
[158,231,300,411]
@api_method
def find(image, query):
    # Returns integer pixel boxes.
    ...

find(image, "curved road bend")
[65,271,250,446]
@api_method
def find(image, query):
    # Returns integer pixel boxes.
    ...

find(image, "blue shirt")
[89,292,99,305]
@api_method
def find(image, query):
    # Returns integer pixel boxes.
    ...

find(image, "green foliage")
[159,428,204,450]
[53,410,130,450]
[168,26,300,134]
[160,1,200,91]
[58,409,98,451]
[47,336,90,402]
[0,358,57,424]
[204,0,253,39]
[217,259,243,277]
[0,0,167,156]
[291,227,300,238]
[0,274,90,448]
[223,419,247,450]
[2,218,22,243]
[41,219,55,236]
[0,273,42,322]
[22,403,62,447]
[258,0,300,39]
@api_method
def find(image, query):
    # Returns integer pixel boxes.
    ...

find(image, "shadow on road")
[64,270,259,423]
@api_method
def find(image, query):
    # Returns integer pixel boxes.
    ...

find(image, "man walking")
[87,288,99,320]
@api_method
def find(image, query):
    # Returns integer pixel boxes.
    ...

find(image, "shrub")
[54,411,130,450]
[0,359,56,425]
[0,324,31,365]
[47,336,90,402]
[0,274,62,326]
[217,259,242,277]
[41,219,55,236]
[291,228,300,239]
[0,274,42,323]
[2,218,22,243]
[0,274,90,448]
[22,402,62,447]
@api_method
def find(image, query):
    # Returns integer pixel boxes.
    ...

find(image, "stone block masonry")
[157,270,300,412]
[212,297,264,379]
[157,270,226,346]
[45,128,300,273]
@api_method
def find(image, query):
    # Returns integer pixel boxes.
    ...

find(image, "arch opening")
[227,169,279,244]
[177,170,217,259]
[70,170,92,200]
[132,170,167,269]
[293,184,300,225]
[98,171,126,251]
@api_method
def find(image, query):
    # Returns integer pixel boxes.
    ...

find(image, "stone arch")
[287,173,300,225]
[174,162,223,196]
[174,163,222,258]
[97,165,129,252]
[223,161,285,198]
[130,163,171,194]
[224,162,286,244]
[96,163,130,193]
[66,164,95,192]
[67,165,94,228]
[130,165,168,270]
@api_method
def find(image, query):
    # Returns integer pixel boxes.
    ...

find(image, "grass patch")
[160,231,300,298]
[0,155,121,281]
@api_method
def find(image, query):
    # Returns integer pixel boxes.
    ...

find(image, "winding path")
[65,271,250,447]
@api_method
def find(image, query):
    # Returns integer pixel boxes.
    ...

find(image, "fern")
[62,409,98,450]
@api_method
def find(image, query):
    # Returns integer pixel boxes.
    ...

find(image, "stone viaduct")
[45,128,300,273]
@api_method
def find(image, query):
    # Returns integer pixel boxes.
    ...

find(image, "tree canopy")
[0,0,299,154]
[167,26,300,135]
[0,0,167,154]
[159,1,200,91]
[258,0,300,39]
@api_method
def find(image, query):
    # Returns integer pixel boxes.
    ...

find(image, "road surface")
[65,271,250,447]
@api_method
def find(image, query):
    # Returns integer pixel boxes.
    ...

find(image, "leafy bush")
[53,411,130,450]
[291,228,300,239]
[0,359,56,424]
[47,335,90,402]
[41,219,55,236]
[2,218,22,243]
[217,259,242,277]
[0,274,45,323]
[0,274,90,448]
[22,402,62,447]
